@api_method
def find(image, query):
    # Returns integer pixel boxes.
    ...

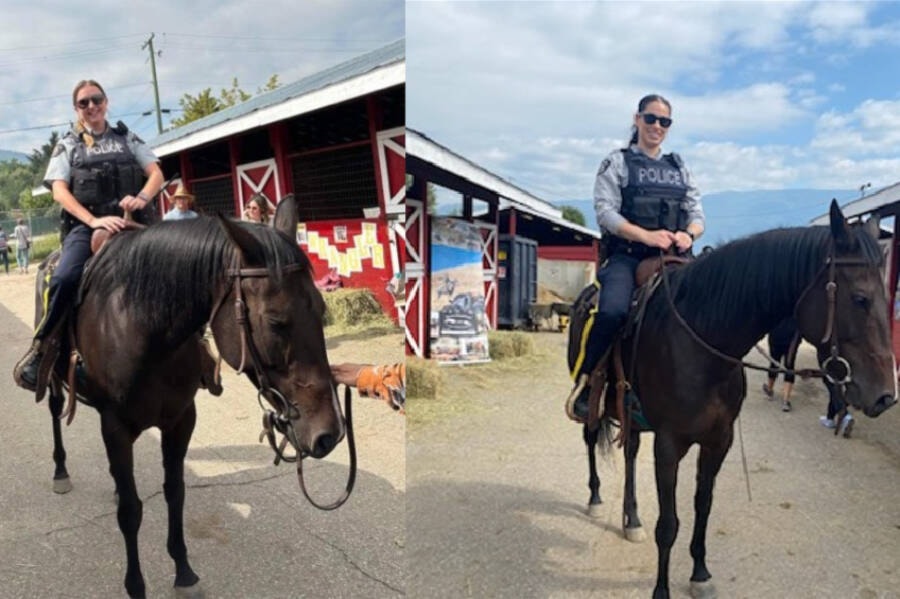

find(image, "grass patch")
[11,232,60,269]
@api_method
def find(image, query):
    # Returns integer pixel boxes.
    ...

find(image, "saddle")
[566,254,690,433]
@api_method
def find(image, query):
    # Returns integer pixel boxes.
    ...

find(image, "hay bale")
[322,288,386,327]
[488,330,535,360]
[408,357,441,399]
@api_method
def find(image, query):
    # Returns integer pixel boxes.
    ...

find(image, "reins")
[655,242,857,381]
[212,254,357,511]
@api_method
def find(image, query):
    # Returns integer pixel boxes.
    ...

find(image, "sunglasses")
[640,113,673,128]
[76,93,106,109]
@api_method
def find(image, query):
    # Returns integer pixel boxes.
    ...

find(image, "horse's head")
[211,195,344,458]
[796,200,897,417]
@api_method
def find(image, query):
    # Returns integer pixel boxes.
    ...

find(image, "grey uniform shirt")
[593,145,704,235]
[43,125,159,190]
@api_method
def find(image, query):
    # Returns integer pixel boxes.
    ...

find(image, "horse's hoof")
[586,502,603,518]
[624,525,647,543]
[52,477,73,494]
[174,582,204,599]
[690,580,717,599]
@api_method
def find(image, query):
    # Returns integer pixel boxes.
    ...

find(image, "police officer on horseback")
[566,94,705,423]
[14,79,164,394]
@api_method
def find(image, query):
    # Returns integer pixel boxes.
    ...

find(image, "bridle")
[795,239,874,386]
[209,255,356,511]
[657,238,874,385]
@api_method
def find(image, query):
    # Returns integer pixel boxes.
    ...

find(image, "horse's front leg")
[583,423,602,516]
[161,402,201,592]
[48,378,72,494]
[687,429,734,599]
[100,411,145,599]
[652,432,690,599]
[623,427,646,542]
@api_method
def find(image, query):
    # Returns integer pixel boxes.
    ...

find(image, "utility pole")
[142,33,163,134]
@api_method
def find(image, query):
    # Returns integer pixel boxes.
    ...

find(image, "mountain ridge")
[552,188,858,246]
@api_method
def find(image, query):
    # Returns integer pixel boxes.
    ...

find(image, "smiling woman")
[564,93,705,424]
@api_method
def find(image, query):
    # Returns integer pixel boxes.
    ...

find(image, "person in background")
[13,218,30,274]
[0,225,10,275]
[566,93,704,423]
[163,183,199,221]
[13,79,164,394]
[761,316,799,412]
[243,193,271,225]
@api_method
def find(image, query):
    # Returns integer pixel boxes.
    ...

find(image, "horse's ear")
[217,214,266,266]
[273,193,300,239]
[829,199,851,248]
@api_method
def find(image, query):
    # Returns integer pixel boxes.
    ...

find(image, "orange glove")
[355,363,406,412]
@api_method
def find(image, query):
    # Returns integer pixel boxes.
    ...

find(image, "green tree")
[169,76,280,129]
[28,130,60,187]
[560,205,586,226]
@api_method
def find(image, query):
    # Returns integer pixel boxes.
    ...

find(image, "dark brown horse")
[35,195,345,598]
[583,201,896,598]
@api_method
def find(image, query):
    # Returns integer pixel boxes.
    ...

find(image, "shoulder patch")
[52,143,66,157]
[597,157,612,176]
[130,132,145,145]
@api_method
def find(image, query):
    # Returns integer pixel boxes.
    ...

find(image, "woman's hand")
[119,194,148,213]
[643,229,677,250]
[674,230,694,253]
[89,215,129,233]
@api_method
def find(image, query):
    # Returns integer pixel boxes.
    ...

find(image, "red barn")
[406,128,601,358]
[150,40,406,321]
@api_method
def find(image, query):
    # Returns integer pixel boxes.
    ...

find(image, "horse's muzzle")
[864,393,896,417]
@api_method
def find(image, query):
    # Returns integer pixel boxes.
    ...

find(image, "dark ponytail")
[627,93,672,146]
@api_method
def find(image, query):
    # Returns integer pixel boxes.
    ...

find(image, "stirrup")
[564,373,590,423]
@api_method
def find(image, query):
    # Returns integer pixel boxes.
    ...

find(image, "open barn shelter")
[406,128,600,358]
[812,181,900,359]
[150,40,406,320]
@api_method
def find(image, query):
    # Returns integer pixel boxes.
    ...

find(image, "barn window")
[192,177,235,217]
[290,145,378,220]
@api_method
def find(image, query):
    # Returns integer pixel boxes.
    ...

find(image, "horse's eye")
[265,316,291,331]
[851,294,870,310]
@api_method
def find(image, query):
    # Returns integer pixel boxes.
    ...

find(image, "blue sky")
[406,1,900,218]
[0,0,403,155]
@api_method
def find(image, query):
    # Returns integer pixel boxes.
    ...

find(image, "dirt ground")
[408,330,900,598]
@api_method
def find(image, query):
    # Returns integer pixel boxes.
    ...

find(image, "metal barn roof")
[810,181,900,225]
[150,39,405,157]
[407,128,600,240]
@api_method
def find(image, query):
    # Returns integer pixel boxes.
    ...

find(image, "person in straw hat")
[163,182,199,221]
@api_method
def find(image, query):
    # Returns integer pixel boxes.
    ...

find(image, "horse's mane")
[82,217,313,334]
[658,224,883,337]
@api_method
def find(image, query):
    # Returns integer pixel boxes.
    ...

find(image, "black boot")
[13,340,43,392]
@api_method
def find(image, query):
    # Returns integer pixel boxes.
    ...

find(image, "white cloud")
[0,1,403,153]
[408,1,900,201]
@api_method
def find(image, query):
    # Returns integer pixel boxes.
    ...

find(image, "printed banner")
[430,218,490,364]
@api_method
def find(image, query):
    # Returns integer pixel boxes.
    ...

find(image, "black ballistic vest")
[606,149,689,259]
[68,123,145,215]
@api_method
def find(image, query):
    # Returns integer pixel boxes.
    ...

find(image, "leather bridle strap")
[657,242,868,380]
[210,255,357,510]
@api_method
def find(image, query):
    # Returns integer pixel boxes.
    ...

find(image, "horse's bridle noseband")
[210,255,356,511]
